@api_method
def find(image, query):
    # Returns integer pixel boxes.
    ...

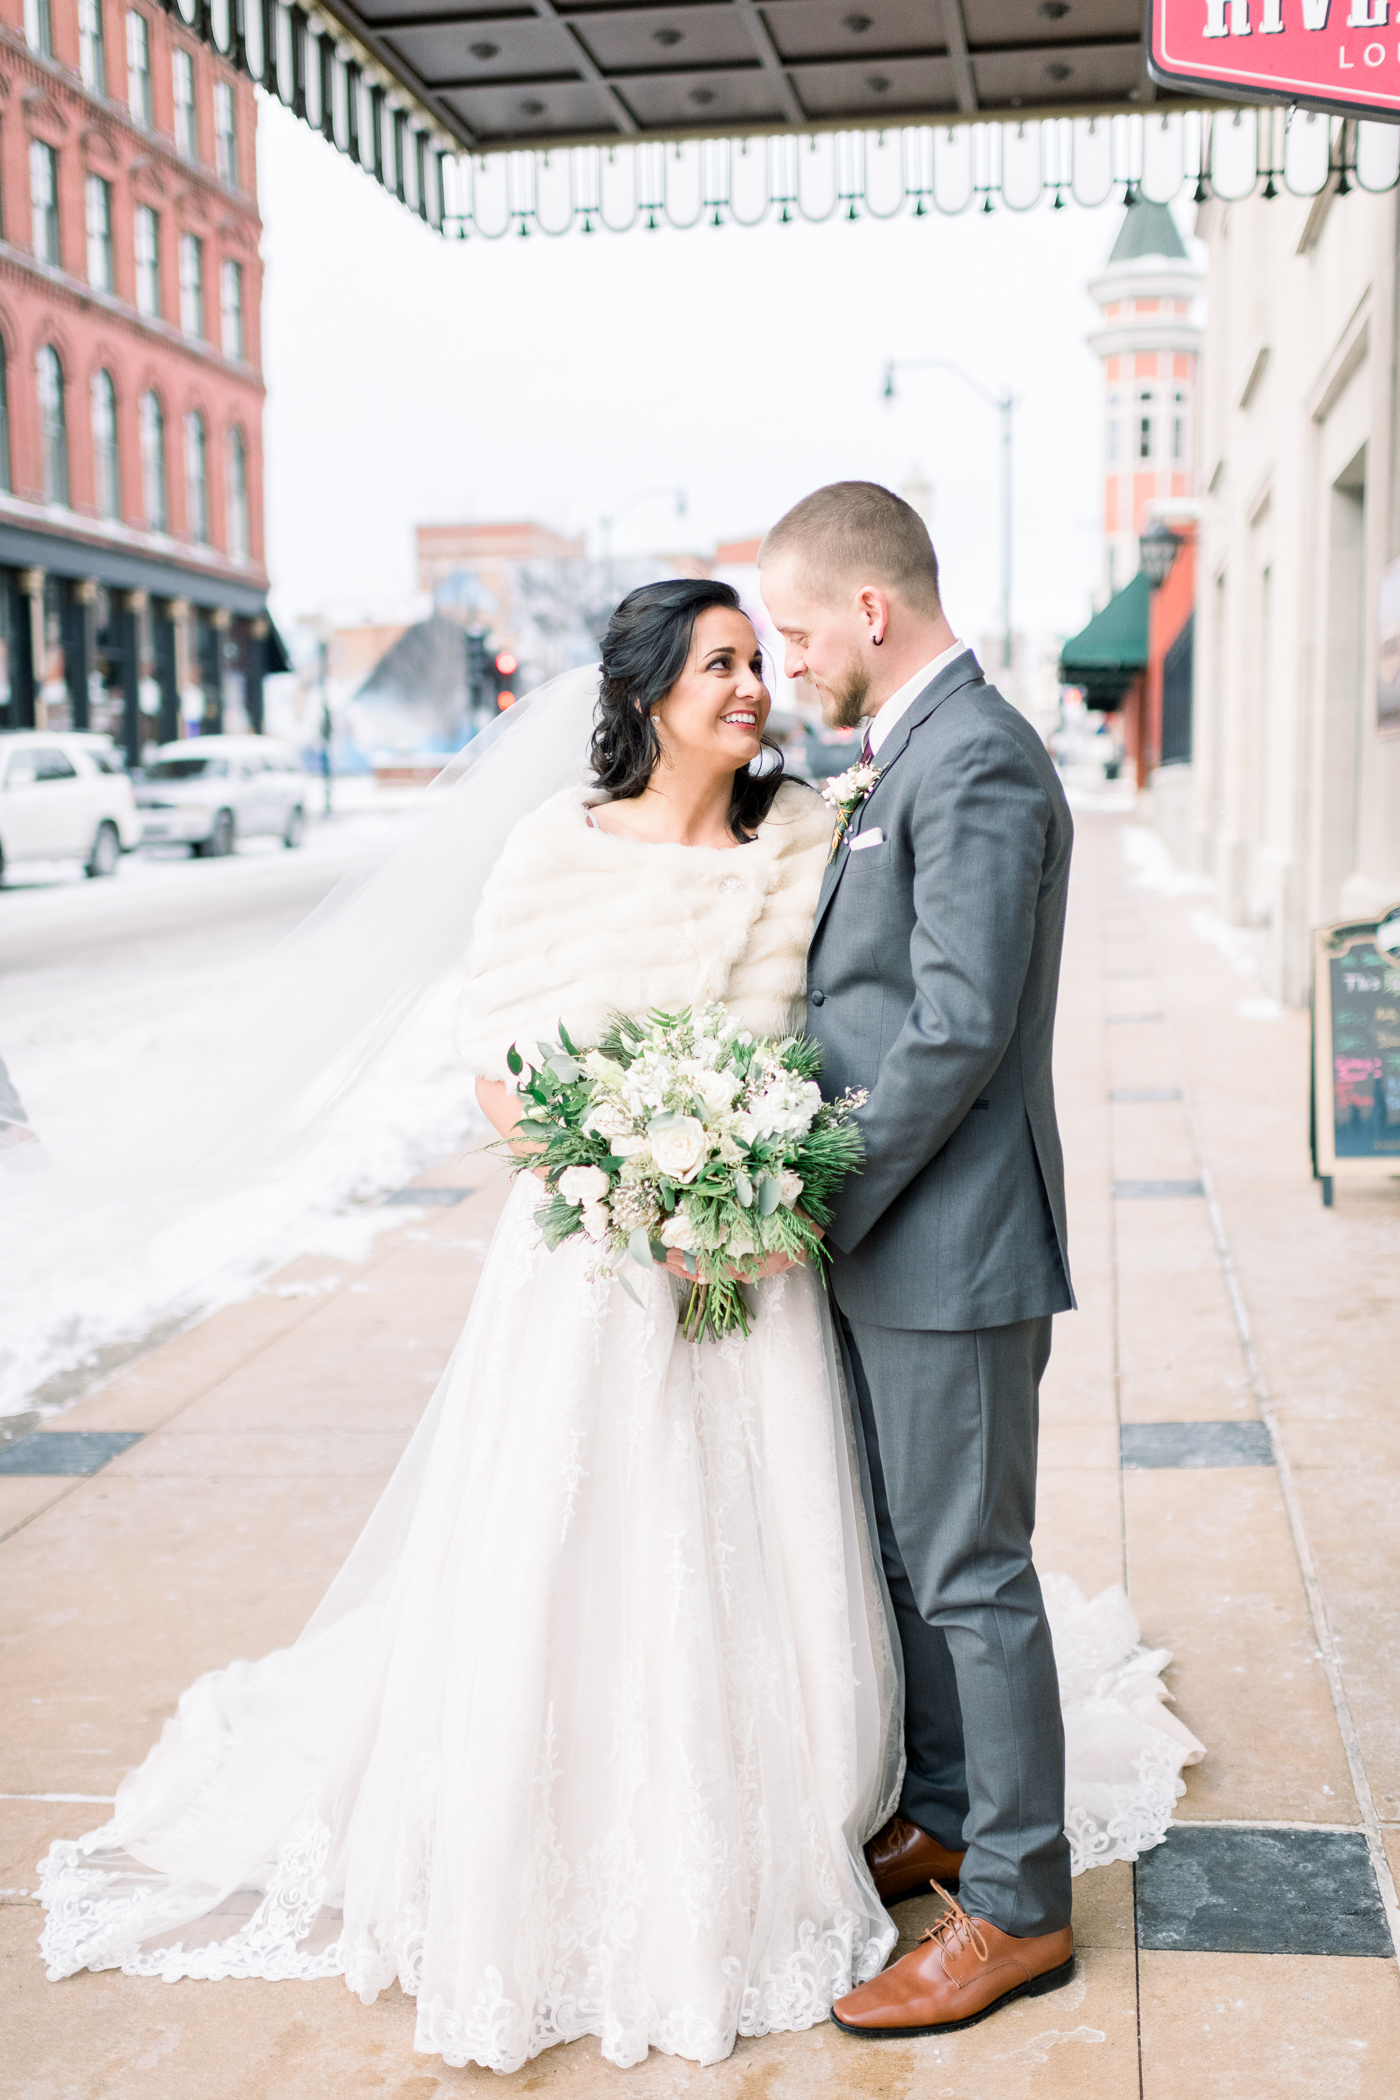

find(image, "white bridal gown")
[37,1178,907,2070]
[37,788,1203,2073]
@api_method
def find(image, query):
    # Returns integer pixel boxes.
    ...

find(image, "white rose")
[610,1133,650,1159]
[558,1164,611,1207]
[690,1067,739,1116]
[779,1170,804,1207]
[580,1201,611,1241]
[658,1209,698,1251]
[648,1115,708,1183]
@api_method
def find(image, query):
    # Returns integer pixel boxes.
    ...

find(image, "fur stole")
[456,778,832,1080]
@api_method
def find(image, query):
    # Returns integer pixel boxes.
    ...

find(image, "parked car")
[134,736,310,856]
[0,730,141,883]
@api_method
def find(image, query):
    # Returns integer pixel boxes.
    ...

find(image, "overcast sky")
[257,101,1193,648]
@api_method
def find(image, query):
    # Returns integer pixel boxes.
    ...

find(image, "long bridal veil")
[0,665,605,1416]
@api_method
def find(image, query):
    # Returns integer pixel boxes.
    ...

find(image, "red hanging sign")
[1150,0,1400,121]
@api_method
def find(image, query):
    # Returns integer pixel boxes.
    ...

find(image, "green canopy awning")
[1059,572,1150,711]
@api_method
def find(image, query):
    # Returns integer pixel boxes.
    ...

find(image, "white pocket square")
[849,828,884,851]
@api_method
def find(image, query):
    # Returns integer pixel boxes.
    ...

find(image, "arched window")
[184,409,208,543]
[0,339,11,494]
[92,368,119,519]
[226,424,248,560]
[139,389,165,531]
[36,344,68,505]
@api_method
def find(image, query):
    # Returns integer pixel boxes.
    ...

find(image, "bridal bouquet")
[501,1003,866,1342]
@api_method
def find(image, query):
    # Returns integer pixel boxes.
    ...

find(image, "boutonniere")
[821,759,882,864]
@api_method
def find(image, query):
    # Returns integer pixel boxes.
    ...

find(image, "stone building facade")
[0,0,278,761]
[1189,180,1400,1004]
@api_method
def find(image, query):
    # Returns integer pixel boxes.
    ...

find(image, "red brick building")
[0,0,281,760]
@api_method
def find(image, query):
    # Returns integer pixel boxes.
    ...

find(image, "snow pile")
[0,811,486,1421]
[1120,824,1211,898]
[0,984,482,1419]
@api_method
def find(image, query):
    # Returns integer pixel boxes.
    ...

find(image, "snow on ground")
[0,792,485,1421]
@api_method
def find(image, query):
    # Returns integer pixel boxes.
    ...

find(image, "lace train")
[1045,1572,1206,1874]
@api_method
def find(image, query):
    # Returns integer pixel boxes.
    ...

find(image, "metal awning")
[171,0,1400,233]
[324,0,1170,154]
[1059,571,1148,712]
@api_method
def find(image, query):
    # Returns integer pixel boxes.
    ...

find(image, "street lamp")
[1138,517,1182,589]
[599,486,688,596]
[882,357,1015,674]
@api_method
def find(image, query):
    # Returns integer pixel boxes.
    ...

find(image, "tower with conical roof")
[1089,200,1204,599]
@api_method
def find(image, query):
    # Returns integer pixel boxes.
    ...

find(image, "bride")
[37,578,1201,2073]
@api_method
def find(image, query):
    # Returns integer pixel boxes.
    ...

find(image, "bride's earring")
[872,632,884,647]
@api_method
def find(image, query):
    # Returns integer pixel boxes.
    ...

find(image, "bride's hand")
[661,1216,824,1283]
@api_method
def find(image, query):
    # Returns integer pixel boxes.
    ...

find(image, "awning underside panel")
[328,0,1165,153]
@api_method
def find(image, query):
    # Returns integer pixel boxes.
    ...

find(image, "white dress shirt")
[865,639,967,757]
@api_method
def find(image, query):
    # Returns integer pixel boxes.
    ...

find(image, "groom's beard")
[817,652,871,730]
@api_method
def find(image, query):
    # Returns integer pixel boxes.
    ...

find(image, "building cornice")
[0,491,268,606]
[0,28,262,235]
[1090,264,1204,307]
[0,246,265,392]
[1088,321,1203,360]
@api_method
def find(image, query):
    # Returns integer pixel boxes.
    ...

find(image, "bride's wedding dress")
[36,779,1202,2074]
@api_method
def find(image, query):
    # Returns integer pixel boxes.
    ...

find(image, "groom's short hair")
[759,482,941,613]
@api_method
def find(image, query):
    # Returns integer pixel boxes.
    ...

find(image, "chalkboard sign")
[1311,906,1400,1206]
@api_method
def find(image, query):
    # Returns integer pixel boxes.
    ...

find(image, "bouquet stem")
[682,1275,753,1343]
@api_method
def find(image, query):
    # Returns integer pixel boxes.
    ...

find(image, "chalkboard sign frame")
[1311,904,1400,1207]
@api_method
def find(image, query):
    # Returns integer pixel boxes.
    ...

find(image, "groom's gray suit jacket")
[806,649,1074,1332]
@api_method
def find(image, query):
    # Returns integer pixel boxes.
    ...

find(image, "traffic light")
[465,627,489,720]
[492,650,519,710]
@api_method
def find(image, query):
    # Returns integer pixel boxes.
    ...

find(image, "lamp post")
[1138,517,1182,589]
[599,486,688,597]
[882,359,1015,674]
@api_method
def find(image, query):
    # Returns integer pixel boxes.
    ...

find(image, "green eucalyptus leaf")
[628,1228,655,1270]
[616,1268,644,1308]
[649,1237,668,1264]
[547,1054,582,1082]
[735,1171,754,1209]
[758,1175,781,1216]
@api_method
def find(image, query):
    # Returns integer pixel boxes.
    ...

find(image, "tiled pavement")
[4,806,1399,2098]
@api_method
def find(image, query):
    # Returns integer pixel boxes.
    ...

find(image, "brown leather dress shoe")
[864,1815,967,1905]
[832,1888,1075,2037]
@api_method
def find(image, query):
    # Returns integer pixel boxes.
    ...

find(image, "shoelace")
[919,1885,990,1966]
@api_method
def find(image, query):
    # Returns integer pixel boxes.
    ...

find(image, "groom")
[760,482,1076,2034]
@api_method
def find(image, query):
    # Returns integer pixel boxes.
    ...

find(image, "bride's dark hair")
[591,578,786,841]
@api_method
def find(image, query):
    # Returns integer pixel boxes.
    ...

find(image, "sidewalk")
[5,805,1399,2099]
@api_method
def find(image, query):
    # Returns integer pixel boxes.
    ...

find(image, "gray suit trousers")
[837,1306,1072,1937]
